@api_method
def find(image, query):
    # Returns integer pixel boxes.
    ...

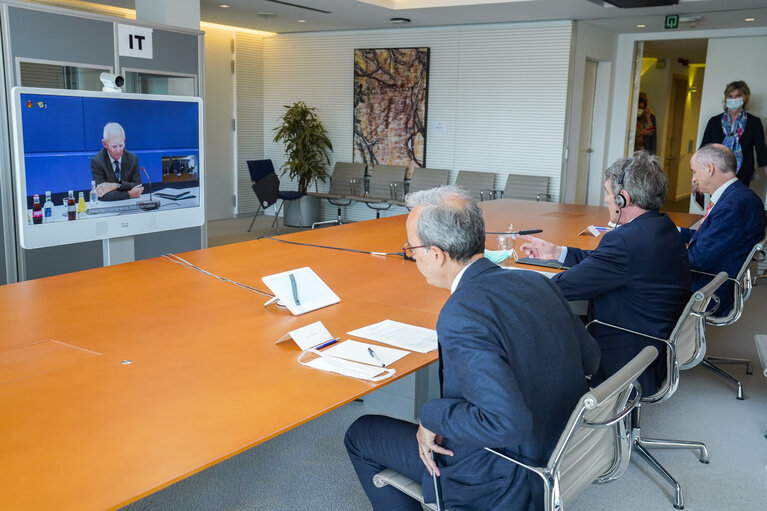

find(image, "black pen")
[289,273,301,306]
[485,229,543,235]
[368,347,386,367]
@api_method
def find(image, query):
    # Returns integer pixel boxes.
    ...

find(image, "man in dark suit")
[682,143,766,315]
[520,151,691,394]
[90,122,143,201]
[345,185,600,511]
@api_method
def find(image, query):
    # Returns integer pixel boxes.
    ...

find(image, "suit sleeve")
[680,227,694,243]
[118,152,142,191]
[552,231,629,301]
[91,154,109,186]
[419,317,535,448]
[562,247,592,266]
[687,203,749,273]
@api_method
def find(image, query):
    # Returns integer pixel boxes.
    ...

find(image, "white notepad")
[262,267,340,316]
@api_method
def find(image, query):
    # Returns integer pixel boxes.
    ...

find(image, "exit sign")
[665,14,680,29]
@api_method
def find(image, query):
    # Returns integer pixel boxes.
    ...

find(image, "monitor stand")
[102,236,135,266]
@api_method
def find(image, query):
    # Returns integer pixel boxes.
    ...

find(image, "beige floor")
[206,213,302,248]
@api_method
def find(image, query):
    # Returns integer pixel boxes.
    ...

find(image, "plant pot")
[283,195,321,228]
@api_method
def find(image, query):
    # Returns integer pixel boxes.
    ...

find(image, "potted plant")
[273,101,333,227]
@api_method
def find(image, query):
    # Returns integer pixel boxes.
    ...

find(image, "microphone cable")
[258,236,408,259]
[162,253,274,297]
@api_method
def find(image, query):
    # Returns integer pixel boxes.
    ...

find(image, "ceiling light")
[745,18,755,22]
[219,3,229,7]
[389,17,411,24]
[297,19,306,22]
[636,24,645,28]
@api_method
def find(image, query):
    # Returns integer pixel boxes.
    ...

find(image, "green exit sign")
[665,14,680,29]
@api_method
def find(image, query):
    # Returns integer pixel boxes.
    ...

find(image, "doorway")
[631,39,708,212]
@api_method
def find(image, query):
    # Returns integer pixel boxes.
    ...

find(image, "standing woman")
[701,80,767,186]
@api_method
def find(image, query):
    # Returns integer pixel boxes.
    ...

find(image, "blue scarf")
[721,110,747,173]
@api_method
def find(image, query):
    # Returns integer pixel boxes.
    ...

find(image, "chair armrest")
[536,193,552,202]
[484,447,545,480]
[582,385,641,428]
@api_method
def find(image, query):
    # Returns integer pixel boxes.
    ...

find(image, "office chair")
[246,159,303,234]
[307,162,366,228]
[695,235,766,399]
[587,272,727,509]
[372,347,658,511]
[499,174,552,201]
[389,168,450,208]
[755,334,767,438]
[362,165,407,218]
[455,170,496,202]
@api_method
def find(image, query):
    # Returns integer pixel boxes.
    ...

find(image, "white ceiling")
[61,0,767,34]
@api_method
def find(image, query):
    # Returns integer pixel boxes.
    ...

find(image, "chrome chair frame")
[755,334,767,438]
[692,235,766,399]
[307,162,366,228]
[585,272,726,509]
[372,347,658,511]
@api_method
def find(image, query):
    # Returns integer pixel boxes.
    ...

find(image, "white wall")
[263,22,573,221]
[203,25,236,221]
[697,35,767,204]
[564,21,617,205]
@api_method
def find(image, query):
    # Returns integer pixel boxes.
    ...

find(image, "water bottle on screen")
[77,192,87,219]
[90,180,98,204]
[43,191,53,223]
[67,190,76,221]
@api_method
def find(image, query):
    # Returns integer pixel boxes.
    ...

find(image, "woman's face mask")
[726,97,744,110]
[637,108,645,117]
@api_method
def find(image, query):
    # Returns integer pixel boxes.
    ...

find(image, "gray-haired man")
[345,185,599,511]
[521,150,691,393]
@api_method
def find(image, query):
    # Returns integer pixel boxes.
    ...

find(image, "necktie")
[114,160,121,182]
[703,200,714,220]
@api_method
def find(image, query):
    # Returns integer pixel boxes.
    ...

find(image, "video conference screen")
[11,88,204,249]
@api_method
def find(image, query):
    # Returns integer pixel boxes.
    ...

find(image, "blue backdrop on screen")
[20,93,200,196]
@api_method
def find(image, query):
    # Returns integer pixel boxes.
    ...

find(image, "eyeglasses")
[403,242,430,259]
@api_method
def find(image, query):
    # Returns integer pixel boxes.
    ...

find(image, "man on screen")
[91,122,143,201]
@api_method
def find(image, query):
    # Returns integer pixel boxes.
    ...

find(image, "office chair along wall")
[695,235,766,399]
[306,162,366,228]
[500,174,552,201]
[587,272,726,509]
[372,347,657,511]
[246,160,303,234]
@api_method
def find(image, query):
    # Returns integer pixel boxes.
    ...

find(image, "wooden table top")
[0,200,700,510]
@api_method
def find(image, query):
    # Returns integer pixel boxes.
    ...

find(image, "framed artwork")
[353,47,429,169]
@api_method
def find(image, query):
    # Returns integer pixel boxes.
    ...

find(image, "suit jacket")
[419,258,600,511]
[701,113,767,186]
[681,179,766,315]
[90,148,142,201]
[553,210,691,393]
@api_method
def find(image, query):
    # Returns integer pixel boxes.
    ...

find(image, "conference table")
[0,199,700,510]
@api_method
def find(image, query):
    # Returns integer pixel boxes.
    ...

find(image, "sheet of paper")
[502,266,557,279]
[303,356,390,381]
[348,319,437,353]
[323,340,409,366]
[286,321,333,350]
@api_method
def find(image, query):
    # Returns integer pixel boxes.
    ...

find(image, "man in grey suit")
[345,185,600,511]
[90,122,143,201]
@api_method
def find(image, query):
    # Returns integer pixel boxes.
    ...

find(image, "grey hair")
[604,150,668,211]
[103,122,125,140]
[695,144,736,175]
[404,185,485,264]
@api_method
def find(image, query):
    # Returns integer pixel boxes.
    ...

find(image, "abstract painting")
[353,48,429,169]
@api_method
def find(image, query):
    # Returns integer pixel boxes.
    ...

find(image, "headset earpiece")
[615,192,626,209]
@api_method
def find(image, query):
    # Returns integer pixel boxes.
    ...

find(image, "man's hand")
[518,235,563,260]
[416,422,453,476]
[128,185,144,199]
[96,182,119,197]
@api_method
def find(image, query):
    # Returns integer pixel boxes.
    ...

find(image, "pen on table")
[289,273,301,306]
[315,338,340,350]
[485,229,543,235]
[368,347,386,367]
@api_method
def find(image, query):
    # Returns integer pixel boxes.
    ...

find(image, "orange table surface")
[0,200,700,510]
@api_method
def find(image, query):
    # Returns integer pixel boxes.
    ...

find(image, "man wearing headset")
[520,151,691,393]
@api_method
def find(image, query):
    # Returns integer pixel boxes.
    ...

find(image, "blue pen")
[289,273,301,306]
[315,338,340,350]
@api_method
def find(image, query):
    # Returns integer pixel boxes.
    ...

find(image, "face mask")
[484,248,518,265]
[637,108,644,117]
[726,98,744,110]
